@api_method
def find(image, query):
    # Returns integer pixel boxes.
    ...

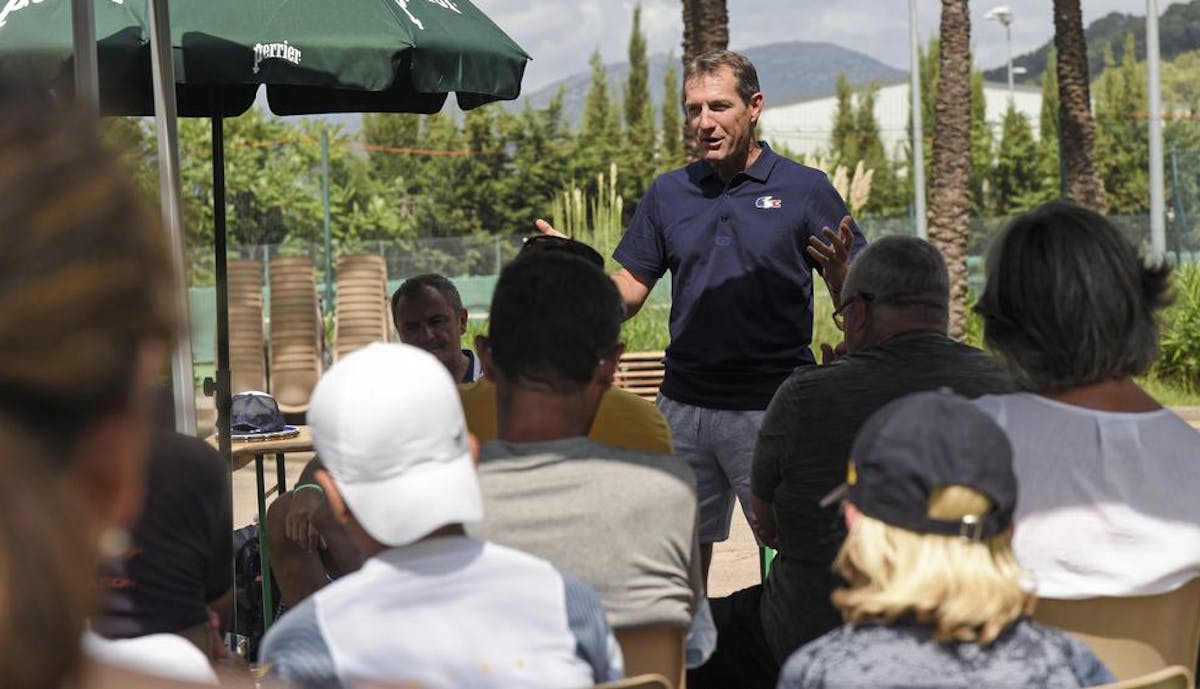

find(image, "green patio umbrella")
[0,0,153,111]
[169,0,529,114]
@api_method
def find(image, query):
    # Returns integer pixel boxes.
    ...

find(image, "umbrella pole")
[213,115,231,461]
[148,0,198,436]
[70,0,97,112]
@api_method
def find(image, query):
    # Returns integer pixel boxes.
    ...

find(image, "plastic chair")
[1034,577,1200,680]
[268,256,323,416]
[1093,665,1192,689]
[614,625,685,689]
[334,254,389,360]
[594,674,672,689]
[227,259,266,394]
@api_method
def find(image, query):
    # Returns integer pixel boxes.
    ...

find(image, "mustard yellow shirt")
[458,378,674,455]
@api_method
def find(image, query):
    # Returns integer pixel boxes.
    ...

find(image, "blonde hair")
[832,485,1034,645]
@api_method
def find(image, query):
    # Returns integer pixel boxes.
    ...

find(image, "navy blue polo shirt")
[613,143,866,410]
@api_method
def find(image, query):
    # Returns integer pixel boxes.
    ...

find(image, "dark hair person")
[973,201,1200,602]
[0,90,176,689]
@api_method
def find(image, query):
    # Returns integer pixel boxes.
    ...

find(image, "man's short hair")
[841,236,949,324]
[519,235,605,269]
[684,50,761,106]
[488,252,622,391]
[390,273,464,325]
[975,201,1172,393]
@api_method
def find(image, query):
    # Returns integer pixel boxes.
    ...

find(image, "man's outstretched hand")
[534,218,567,239]
[806,215,855,293]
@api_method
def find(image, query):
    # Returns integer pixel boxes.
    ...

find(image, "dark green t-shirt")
[751,330,1013,662]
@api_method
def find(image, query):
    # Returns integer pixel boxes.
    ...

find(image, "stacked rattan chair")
[227,259,267,395]
[333,254,390,361]
[615,351,666,402]
[268,256,323,417]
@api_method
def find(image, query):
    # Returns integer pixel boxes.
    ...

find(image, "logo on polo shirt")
[755,195,783,209]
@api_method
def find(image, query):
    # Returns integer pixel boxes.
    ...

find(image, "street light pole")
[1147,0,1166,260]
[909,0,927,239]
[985,6,1015,104]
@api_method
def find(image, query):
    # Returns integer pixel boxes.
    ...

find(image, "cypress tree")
[659,54,684,171]
[623,4,656,199]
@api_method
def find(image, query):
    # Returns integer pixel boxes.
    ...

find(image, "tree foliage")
[1094,33,1150,214]
[623,4,656,202]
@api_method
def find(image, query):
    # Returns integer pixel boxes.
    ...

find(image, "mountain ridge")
[982,0,1200,84]
[507,40,906,128]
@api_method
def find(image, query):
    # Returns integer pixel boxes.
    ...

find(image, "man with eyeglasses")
[688,236,1013,689]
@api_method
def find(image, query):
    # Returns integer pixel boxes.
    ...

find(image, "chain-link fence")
[188,212,1185,367]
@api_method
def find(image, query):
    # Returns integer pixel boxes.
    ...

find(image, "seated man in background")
[691,237,1012,689]
[88,428,234,684]
[267,272,480,607]
[468,251,712,667]
[459,236,672,455]
[391,273,482,383]
[260,343,621,688]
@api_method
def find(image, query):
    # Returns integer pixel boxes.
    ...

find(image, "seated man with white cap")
[259,342,622,689]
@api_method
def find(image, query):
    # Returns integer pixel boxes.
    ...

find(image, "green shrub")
[1154,262,1200,392]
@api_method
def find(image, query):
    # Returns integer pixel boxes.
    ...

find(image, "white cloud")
[474,0,1188,93]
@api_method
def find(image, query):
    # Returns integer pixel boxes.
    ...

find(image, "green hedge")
[1153,262,1200,393]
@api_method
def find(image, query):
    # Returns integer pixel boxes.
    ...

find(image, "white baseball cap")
[307,342,481,547]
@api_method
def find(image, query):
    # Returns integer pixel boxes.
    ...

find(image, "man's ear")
[748,91,764,126]
[846,299,869,337]
[595,343,625,387]
[457,308,469,336]
[475,335,498,382]
[467,432,480,466]
[313,469,350,525]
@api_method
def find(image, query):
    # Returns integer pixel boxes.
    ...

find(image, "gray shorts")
[658,394,766,544]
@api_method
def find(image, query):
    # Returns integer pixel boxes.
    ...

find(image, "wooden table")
[209,426,314,629]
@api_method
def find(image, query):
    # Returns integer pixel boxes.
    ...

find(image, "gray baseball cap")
[820,389,1017,541]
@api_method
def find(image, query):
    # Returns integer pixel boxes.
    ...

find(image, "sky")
[472,0,1189,93]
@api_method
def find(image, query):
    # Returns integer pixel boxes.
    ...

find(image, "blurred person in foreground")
[778,390,1114,689]
[973,201,1200,599]
[459,235,673,454]
[692,237,1012,689]
[0,87,226,688]
[468,251,713,666]
[259,343,621,689]
[90,427,233,684]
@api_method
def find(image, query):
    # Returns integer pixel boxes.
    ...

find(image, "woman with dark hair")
[0,91,212,688]
[973,201,1200,600]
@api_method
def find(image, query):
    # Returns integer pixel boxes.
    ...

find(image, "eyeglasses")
[832,292,874,332]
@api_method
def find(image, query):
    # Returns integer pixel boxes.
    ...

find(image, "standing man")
[538,50,864,579]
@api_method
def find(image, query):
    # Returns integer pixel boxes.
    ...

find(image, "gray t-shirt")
[471,437,703,631]
[778,618,1115,689]
[753,331,1013,662]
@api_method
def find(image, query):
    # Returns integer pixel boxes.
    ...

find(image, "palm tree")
[681,0,728,159]
[1053,0,1108,212]
[928,0,973,340]
[682,0,728,65]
